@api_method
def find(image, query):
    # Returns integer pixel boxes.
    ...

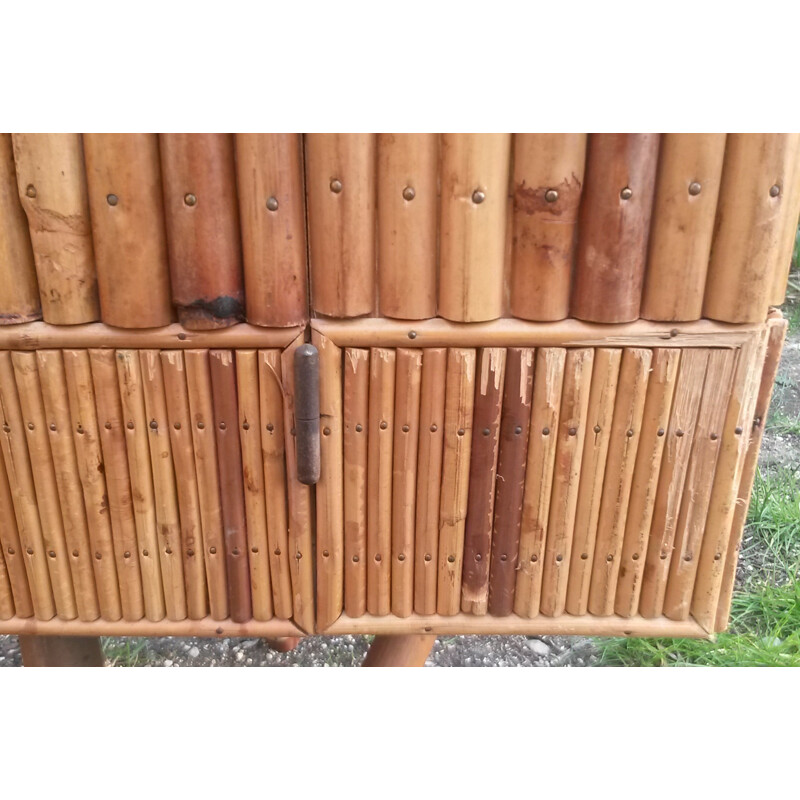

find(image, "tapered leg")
[19,635,105,667]
[362,634,436,667]
[264,636,302,653]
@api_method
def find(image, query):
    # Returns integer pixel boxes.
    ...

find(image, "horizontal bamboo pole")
[313,317,758,349]
[323,612,708,638]
[0,322,302,351]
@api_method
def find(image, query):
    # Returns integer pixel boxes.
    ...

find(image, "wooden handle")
[293,344,320,485]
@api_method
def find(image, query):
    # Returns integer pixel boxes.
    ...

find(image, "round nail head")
[620,187,633,200]
[770,184,781,198]
[472,189,486,204]
[184,193,197,206]
[330,179,343,193]
[107,194,118,206]
[403,186,416,201]
[544,188,558,203]
[688,181,702,196]
[26,184,37,198]
[266,196,279,211]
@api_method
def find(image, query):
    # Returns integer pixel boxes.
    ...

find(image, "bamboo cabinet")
[0,133,793,648]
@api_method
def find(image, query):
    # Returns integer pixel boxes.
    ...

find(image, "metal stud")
[593,425,601,434]
[457,428,465,436]
[770,184,781,198]
[266,196,279,211]
[184,193,197,206]
[330,179,343,193]
[482,428,490,436]
[515,425,523,435]
[568,427,577,436]
[355,423,363,433]
[380,420,388,430]
[25,184,37,198]
[688,181,702,196]
[402,186,416,201]
[472,189,486,204]
[402,425,410,433]
[544,188,559,203]
[626,429,634,437]
[408,330,417,340]
[106,194,118,206]
[620,187,633,200]
[149,420,158,430]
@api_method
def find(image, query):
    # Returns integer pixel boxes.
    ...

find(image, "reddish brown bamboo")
[571,134,661,323]
[511,134,587,321]
[235,133,308,327]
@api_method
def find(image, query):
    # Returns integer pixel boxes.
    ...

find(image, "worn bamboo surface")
[12,133,100,325]
[511,134,587,321]
[83,133,173,328]
[0,447,34,618]
[769,150,800,306]
[0,537,13,619]
[235,133,307,327]
[0,133,40,325]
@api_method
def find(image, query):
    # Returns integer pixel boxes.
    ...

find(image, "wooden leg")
[19,635,105,667]
[362,634,436,667]
[264,636,302,653]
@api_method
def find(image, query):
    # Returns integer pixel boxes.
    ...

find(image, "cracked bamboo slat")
[511,134,587,321]
[565,348,622,616]
[12,133,99,324]
[0,538,12,619]
[413,348,447,616]
[0,447,33,617]
[235,133,308,327]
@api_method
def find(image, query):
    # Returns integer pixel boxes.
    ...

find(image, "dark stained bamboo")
[571,133,661,323]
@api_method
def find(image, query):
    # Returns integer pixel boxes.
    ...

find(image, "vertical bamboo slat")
[0,133,40,324]
[160,134,243,329]
[439,134,512,323]
[487,348,534,617]
[414,348,447,616]
[587,348,652,616]
[391,348,423,617]
[461,348,506,615]
[312,332,344,630]
[572,133,661,323]
[367,347,396,616]
[184,349,228,620]
[12,133,100,324]
[769,150,800,305]
[116,350,166,622]
[63,350,122,620]
[437,348,476,615]
[615,349,681,617]
[511,134,587,321]
[514,348,566,618]
[139,350,187,621]
[235,133,308,327]
[0,537,13,619]
[564,348,622,616]
[539,349,594,617]
[235,350,273,621]
[343,348,369,618]
[160,350,208,620]
[305,133,376,318]
[663,349,736,620]
[209,350,252,622]
[641,133,727,321]
[82,133,172,328]
[639,349,709,618]
[36,351,100,621]
[377,133,438,319]
[704,133,800,323]
[0,448,34,617]
[258,350,293,620]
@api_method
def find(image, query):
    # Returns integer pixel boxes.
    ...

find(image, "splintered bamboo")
[0,133,40,324]
[139,350,188,621]
[564,349,622,616]
[413,348,447,616]
[235,350,273,621]
[641,134,727,321]
[572,133,661,323]
[462,348,506,615]
[715,318,786,631]
[488,348,534,617]
[367,347,395,616]
[115,350,166,622]
[62,350,122,620]
[0,541,13,619]
[305,133,376,317]
[280,334,316,632]
[377,133,438,319]
[82,133,172,328]
[663,349,736,620]
[12,133,100,324]
[35,351,99,621]
[514,348,566,618]
[89,349,144,620]
[587,348,652,616]
[639,349,709,618]
[160,134,243,329]
[437,348,476,615]
[539,349,594,617]
[183,350,228,620]
[615,349,681,617]
[209,350,252,622]
[439,134,512,322]
[769,150,800,305]
[343,348,369,617]
[11,352,77,619]
[704,133,800,323]
[312,331,344,630]
[160,351,208,620]
[391,348,423,617]
[511,134,587,321]
[235,133,308,327]
[258,350,294,620]
[692,330,769,631]
[0,450,34,617]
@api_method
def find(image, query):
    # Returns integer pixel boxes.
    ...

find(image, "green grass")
[765,410,800,437]
[101,637,149,667]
